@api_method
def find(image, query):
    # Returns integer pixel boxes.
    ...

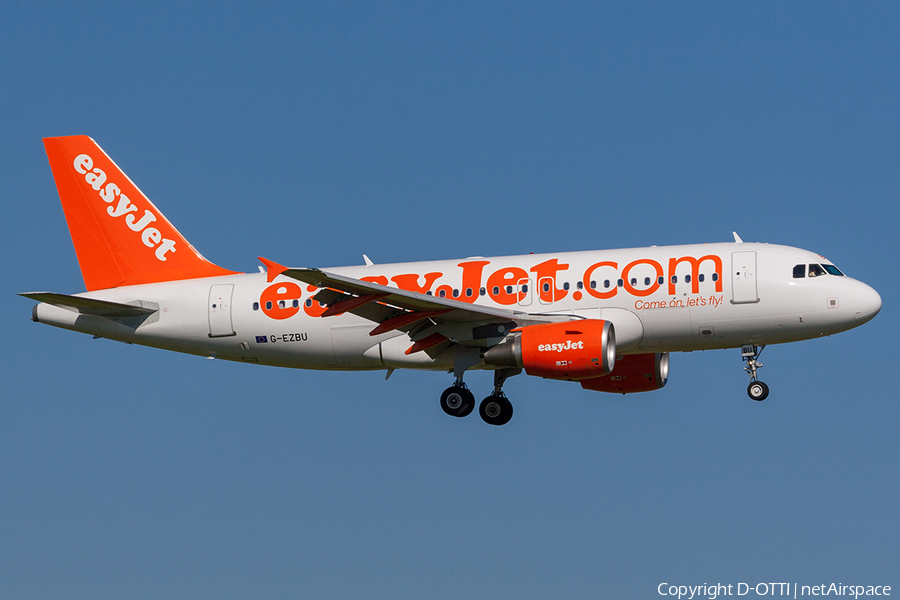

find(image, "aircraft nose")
[853,281,882,324]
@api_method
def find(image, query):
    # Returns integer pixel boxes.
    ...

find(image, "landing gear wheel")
[747,381,769,401]
[440,385,475,417]
[479,395,513,426]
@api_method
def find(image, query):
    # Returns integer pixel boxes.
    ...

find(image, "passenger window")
[452,289,459,298]
[793,264,805,279]
[808,264,826,278]
[563,282,570,291]
[465,288,473,297]
[292,300,299,308]
[658,276,664,285]
[521,285,528,293]
[577,281,584,290]
[279,300,285,308]
[712,273,719,282]
[603,280,609,289]
[480,287,486,296]
[590,281,597,289]
[253,302,259,311]
[698,274,705,282]
[617,279,624,287]
[439,290,446,298]
[542,283,550,292]
[644,277,651,286]
[671,275,677,284]
[266,301,273,310]
[493,286,500,295]
[685,274,691,283]
[506,286,512,294]
[305,299,312,307]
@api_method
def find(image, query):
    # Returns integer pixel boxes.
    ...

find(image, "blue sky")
[2,2,898,598]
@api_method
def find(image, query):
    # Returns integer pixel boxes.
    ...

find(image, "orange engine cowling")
[483,320,616,380]
[580,352,669,393]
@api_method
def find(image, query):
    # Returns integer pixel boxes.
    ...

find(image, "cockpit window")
[808,264,826,278]
[822,264,844,276]
[792,264,805,279]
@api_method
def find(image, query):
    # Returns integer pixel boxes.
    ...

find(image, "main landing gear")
[440,383,475,417]
[742,344,769,401]
[440,368,520,425]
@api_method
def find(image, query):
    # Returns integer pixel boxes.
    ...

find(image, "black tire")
[497,398,513,425]
[480,395,513,426]
[441,386,475,417]
[457,391,475,417]
[747,381,769,401]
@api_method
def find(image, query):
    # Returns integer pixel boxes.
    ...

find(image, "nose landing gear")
[747,380,769,401]
[742,344,769,401]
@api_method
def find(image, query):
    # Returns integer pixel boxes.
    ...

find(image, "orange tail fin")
[43,136,238,291]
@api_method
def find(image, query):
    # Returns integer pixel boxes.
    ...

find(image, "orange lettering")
[530,258,569,302]
[391,272,442,295]
[260,282,302,320]
[583,261,618,299]
[487,267,528,305]
[457,260,491,304]
[303,284,328,317]
[622,258,663,297]
[668,255,723,295]
[434,284,454,299]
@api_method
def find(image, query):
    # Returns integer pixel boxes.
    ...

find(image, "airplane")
[22,136,882,426]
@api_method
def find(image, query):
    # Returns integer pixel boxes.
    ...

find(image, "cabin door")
[731,252,759,304]
[208,284,236,337]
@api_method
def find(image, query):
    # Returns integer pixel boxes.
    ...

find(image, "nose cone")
[853,282,882,324]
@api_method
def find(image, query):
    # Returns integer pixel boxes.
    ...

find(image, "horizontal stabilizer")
[20,292,158,318]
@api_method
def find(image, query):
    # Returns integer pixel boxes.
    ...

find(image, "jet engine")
[579,352,669,393]
[483,319,616,380]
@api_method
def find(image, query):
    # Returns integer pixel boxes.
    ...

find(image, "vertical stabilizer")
[43,136,238,291]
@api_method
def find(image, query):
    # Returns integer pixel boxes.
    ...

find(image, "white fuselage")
[33,241,882,372]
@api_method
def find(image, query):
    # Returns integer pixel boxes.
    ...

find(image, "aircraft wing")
[259,258,573,352]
